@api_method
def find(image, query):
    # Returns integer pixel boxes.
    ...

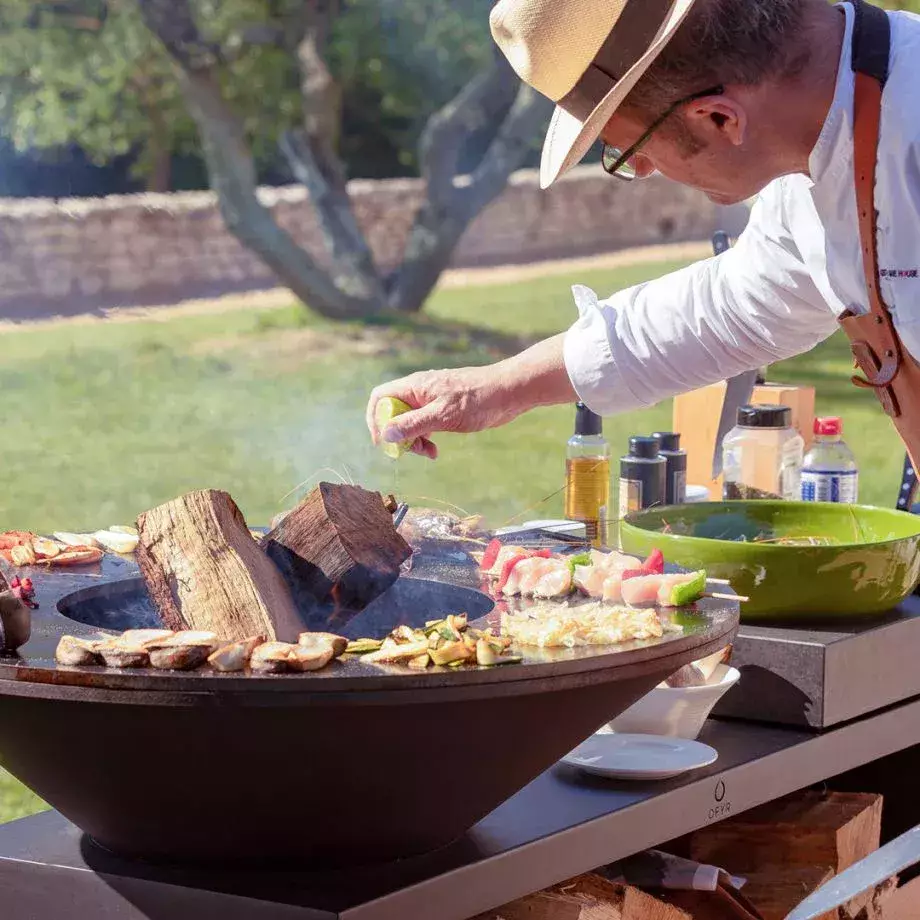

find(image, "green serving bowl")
[619,501,920,621]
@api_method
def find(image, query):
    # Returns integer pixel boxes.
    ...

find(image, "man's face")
[600,97,778,205]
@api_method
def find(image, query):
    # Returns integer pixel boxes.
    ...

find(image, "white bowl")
[606,665,741,740]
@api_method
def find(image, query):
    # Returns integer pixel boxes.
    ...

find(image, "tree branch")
[388,64,549,314]
[281,129,384,302]
[418,52,520,210]
[461,84,551,219]
[135,0,221,72]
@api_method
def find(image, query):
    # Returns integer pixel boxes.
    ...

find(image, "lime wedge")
[375,397,413,459]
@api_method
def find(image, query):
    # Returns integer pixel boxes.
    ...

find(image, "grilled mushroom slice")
[119,629,174,647]
[288,645,335,673]
[298,632,348,658]
[96,643,149,669]
[55,635,102,666]
[147,643,211,671]
[168,631,220,653]
[208,636,265,673]
[144,631,221,671]
[250,641,297,673]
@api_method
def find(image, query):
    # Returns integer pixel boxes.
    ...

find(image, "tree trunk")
[146,131,172,193]
[136,0,382,320]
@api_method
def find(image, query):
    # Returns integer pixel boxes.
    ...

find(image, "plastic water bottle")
[800,417,859,504]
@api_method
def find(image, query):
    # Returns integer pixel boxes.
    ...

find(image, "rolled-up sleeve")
[563,181,840,416]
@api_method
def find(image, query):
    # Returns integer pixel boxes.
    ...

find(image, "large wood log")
[471,874,691,920]
[689,791,882,876]
[0,571,30,653]
[262,483,411,623]
[883,877,920,920]
[136,489,303,642]
[740,865,835,920]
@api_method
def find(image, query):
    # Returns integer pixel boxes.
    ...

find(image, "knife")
[785,824,920,920]
[709,232,760,480]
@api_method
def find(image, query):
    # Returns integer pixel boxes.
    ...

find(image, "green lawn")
[0,255,906,822]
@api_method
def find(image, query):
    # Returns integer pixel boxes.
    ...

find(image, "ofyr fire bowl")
[0,574,737,869]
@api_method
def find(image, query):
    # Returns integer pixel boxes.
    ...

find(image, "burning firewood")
[262,483,412,622]
[136,490,304,643]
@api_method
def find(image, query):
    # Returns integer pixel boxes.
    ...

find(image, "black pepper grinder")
[618,436,667,519]
[651,431,687,505]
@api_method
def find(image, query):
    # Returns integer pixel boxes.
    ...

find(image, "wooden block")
[662,888,763,920]
[136,489,303,643]
[688,791,882,875]
[740,864,835,920]
[470,873,692,920]
[673,382,816,500]
[843,876,899,920]
[262,482,411,618]
[883,878,920,920]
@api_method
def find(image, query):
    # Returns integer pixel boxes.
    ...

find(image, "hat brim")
[539,0,699,189]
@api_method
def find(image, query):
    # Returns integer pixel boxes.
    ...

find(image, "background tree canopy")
[0,0,505,193]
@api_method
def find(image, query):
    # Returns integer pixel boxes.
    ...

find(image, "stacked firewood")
[474,791,911,920]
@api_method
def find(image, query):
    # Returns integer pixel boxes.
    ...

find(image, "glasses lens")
[602,146,637,180]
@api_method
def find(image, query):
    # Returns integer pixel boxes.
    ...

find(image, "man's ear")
[685,97,747,147]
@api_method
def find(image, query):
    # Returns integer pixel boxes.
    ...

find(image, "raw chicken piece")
[502,556,542,596]
[621,573,696,607]
[590,550,641,574]
[656,572,702,607]
[517,558,563,596]
[620,574,665,607]
[487,546,529,577]
[532,565,573,599]
[573,565,607,598]
[601,573,626,604]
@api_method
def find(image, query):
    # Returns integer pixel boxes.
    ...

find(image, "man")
[366,0,920,465]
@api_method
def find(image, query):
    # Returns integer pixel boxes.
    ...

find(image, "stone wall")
[0,165,748,321]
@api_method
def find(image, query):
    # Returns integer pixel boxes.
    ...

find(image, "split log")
[262,483,411,622]
[0,571,30,653]
[470,873,691,920]
[883,877,920,920]
[739,865,835,920]
[136,490,303,643]
[689,791,882,876]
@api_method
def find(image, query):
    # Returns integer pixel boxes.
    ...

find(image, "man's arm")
[367,182,838,456]
[566,184,840,416]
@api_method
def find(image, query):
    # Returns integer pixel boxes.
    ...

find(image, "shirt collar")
[807,1,855,186]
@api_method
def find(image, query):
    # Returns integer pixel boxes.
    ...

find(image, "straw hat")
[490,0,700,188]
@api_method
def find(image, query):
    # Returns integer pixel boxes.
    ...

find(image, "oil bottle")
[564,403,611,548]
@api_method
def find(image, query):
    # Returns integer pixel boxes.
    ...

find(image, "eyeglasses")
[602,85,724,181]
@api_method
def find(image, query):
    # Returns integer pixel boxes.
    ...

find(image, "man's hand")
[366,366,519,460]
[366,334,577,459]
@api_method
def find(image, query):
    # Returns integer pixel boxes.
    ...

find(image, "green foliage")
[0,1,196,179]
[0,0,497,186]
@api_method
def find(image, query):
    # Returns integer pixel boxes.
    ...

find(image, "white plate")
[561,733,718,780]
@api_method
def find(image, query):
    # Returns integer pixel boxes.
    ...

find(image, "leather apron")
[841,0,920,490]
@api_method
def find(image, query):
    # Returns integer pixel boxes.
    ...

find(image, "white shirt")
[565,3,920,417]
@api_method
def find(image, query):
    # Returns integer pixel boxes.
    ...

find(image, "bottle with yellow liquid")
[564,403,611,548]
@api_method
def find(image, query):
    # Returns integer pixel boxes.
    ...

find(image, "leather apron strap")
[845,0,902,406]
[842,0,920,509]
